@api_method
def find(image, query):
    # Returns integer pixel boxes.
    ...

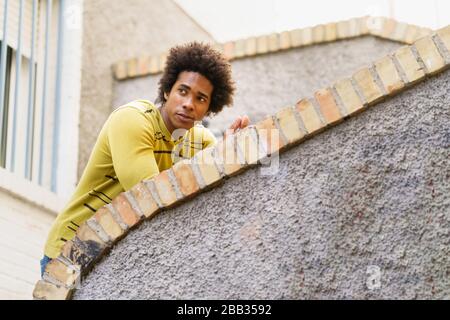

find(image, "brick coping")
[112,16,433,81]
[33,24,450,300]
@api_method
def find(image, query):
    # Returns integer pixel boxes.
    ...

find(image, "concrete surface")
[74,69,450,300]
[113,36,401,135]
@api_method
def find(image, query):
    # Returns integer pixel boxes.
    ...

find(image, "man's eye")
[199,97,206,103]
[179,89,187,94]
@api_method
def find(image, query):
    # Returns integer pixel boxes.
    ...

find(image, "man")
[41,42,249,276]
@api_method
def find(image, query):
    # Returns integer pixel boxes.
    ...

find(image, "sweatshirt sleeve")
[107,107,160,191]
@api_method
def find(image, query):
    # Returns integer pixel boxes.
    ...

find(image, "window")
[1,0,64,193]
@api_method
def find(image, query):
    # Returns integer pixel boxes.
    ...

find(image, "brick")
[358,16,370,35]
[33,280,72,300]
[391,22,408,42]
[337,21,350,39]
[130,183,159,219]
[75,224,108,259]
[93,206,124,240]
[172,160,200,196]
[289,29,303,47]
[393,46,425,83]
[245,37,257,56]
[194,147,222,186]
[324,23,337,42]
[414,36,446,74]
[295,99,324,134]
[60,239,93,270]
[334,78,364,115]
[312,24,325,43]
[353,68,383,104]
[255,116,283,156]
[159,53,168,71]
[275,106,304,144]
[127,58,138,78]
[404,25,419,44]
[44,259,79,287]
[348,18,361,37]
[215,138,243,176]
[437,25,450,52]
[374,56,404,94]
[302,27,313,45]
[136,55,150,75]
[112,193,141,227]
[153,170,178,206]
[279,31,291,49]
[381,18,396,39]
[114,61,127,80]
[223,42,235,60]
[256,35,269,54]
[268,33,279,52]
[314,88,342,125]
[149,55,159,74]
[236,127,260,165]
[234,39,246,58]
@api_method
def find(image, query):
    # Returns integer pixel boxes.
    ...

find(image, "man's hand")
[224,115,250,139]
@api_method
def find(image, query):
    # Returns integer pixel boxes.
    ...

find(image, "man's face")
[162,71,213,132]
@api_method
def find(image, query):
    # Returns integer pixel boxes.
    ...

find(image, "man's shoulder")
[113,99,157,114]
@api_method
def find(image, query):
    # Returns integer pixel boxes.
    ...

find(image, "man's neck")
[158,105,175,134]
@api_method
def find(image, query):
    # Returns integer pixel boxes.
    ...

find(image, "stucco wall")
[79,0,213,178]
[113,36,401,135]
[74,68,450,300]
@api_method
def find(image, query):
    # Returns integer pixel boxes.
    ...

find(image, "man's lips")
[175,112,194,122]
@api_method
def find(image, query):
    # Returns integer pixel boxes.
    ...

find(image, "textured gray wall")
[113,36,401,135]
[79,0,213,178]
[74,69,450,300]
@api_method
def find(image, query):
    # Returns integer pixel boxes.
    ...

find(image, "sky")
[175,0,450,42]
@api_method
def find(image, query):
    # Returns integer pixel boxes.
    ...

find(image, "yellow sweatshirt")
[44,99,216,258]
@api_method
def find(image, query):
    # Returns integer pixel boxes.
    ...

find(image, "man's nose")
[182,97,194,111]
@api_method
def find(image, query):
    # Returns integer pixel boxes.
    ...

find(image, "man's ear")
[164,92,169,100]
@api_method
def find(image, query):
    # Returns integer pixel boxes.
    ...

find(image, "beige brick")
[295,99,324,134]
[194,147,222,186]
[245,37,257,56]
[393,46,425,83]
[381,18,396,39]
[437,25,450,52]
[348,18,361,36]
[374,56,404,94]
[130,183,159,219]
[324,23,337,42]
[404,25,419,44]
[153,170,178,206]
[302,27,313,45]
[358,16,370,35]
[289,29,303,47]
[112,193,141,227]
[223,42,235,60]
[33,280,72,300]
[391,22,408,42]
[75,224,108,259]
[279,31,291,49]
[136,56,150,75]
[94,206,124,240]
[215,138,243,176]
[44,259,79,287]
[353,68,383,104]
[414,36,446,74]
[60,240,93,270]
[337,21,350,39]
[127,58,138,78]
[268,33,279,52]
[254,116,283,156]
[234,39,246,58]
[235,127,260,165]
[114,61,127,80]
[256,35,269,54]
[334,78,364,115]
[149,55,159,74]
[159,53,168,71]
[172,160,200,196]
[275,106,304,144]
[314,88,343,125]
[312,24,325,43]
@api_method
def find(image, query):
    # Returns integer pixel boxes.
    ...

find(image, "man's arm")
[107,107,159,191]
